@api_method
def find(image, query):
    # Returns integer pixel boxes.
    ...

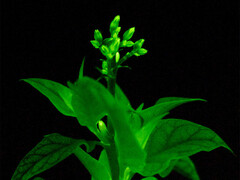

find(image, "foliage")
[12,15,234,180]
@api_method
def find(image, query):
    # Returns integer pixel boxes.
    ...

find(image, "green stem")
[105,58,119,180]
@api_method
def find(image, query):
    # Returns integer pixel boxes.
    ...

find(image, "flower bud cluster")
[90,15,148,75]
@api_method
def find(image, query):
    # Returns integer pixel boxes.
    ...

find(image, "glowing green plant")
[12,15,234,180]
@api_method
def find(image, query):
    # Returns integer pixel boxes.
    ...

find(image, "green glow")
[12,15,234,180]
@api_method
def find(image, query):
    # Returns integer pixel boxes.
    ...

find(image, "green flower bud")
[115,52,120,63]
[98,120,109,137]
[102,61,108,74]
[123,27,135,40]
[125,41,134,47]
[94,29,103,43]
[120,40,127,47]
[112,27,121,38]
[109,38,120,53]
[133,39,145,50]
[100,45,110,56]
[103,38,113,46]
[110,15,120,34]
[90,40,100,49]
[137,48,148,55]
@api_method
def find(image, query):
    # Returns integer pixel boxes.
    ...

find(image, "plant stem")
[105,57,120,180]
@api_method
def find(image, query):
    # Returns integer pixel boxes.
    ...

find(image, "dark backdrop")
[1,0,239,179]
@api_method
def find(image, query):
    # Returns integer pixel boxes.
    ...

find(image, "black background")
[1,0,239,179]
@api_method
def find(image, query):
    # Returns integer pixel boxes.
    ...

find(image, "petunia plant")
[12,15,234,180]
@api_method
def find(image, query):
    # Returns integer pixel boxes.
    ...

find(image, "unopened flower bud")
[115,52,120,63]
[109,38,120,53]
[100,45,110,56]
[90,40,100,49]
[98,120,109,137]
[123,27,135,40]
[112,27,121,38]
[94,29,103,43]
[110,15,120,34]
[125,41,134,47]
[137,48,148,55]
[133,39,145,50]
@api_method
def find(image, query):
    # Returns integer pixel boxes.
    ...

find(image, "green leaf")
[140,97,206,126]
[158,156,200,179]
[173,157,200,180]
[74,147,111,180]
[21,78,75,117]
[141,177,158,180]
[107,103,147,174]
[67,77,115,140]
[33,177,44,180]
[135,112,169,149]
[78,57,85,80]
[11,133,95,180]
[115,84,131,108]
[141,119,233,176]
[158,159,177,178]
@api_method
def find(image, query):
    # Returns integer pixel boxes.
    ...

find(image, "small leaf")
[141,119,233,176]
[74,147,111,180]
[158,159,177,178]
[78,57,85,80]
[11,133,94,180]
[21,78,75,116]
[68,77,115,141]
[173,157,200,180]
[140,97,206,126]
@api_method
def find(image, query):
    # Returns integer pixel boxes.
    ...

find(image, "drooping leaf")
[67,77,115,140]
[108,103,147,174]
[140,97,206,126]
[21,78,75,117]
[74,147,111,180]
[11,133,96,180]
[158,159,178,178]
[173,157,200,180]
[141,119,233,176]
[158,156,199,180]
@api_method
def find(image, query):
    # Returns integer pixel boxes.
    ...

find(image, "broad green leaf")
[21,78,75,116]
[74,147,111,180]
[11,133,95,180]
[173,157,200,180]
[141,119,232,176]
[33,177,44,180]
[140,97,206,126]
[68,77,115,140]
[135,112,169,149]
[141,177,158,180]
[115,84,131,108]
[108,103,146,174]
